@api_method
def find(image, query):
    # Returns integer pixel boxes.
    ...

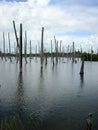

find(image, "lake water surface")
[0,58,98,130]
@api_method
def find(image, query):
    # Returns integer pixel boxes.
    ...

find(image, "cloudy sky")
[0,0,98,52]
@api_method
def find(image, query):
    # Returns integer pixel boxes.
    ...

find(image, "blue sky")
[57,30,94,37]
[4,0,98,6]
[3,0,27,2]
[0,0,98,52]
[50,0,98,6]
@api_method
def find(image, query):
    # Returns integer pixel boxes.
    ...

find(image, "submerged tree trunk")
[80,58,84,75]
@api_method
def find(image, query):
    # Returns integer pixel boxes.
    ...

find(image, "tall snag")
[8,32,12,62]
[40,27,44,67]
[19,24,22,73]
[24,31,27,64]
[13,20,19,63]
[3,32,6,60]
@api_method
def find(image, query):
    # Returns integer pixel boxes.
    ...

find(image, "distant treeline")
[1,50,98,61]
[81,52,98,61]
[0,51,81,57]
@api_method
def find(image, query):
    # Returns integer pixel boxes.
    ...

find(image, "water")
[0,58,98,130]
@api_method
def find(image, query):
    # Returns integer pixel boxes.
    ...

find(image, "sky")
[0,0,98,53]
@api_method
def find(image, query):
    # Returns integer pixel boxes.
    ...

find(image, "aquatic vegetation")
[0,114,25,130]
[0,113,42,130]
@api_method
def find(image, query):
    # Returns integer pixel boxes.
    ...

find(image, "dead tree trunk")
[13,20,19,63]
[40,27,44,67]
[3,32,6,60]
[56,40,58,63]
[67,45,69,62]
[51,40,52,60]
[24,31,27,64]
[35,45,37,61]
[80,58,84,75]
[30,40,32,63]
[54,36,58,63]
[62,46,65,62]
[91,47,93,62]
[8,32,12,62]
[59,40,62,61]
[19,24,22,73]
[72,41,75,63]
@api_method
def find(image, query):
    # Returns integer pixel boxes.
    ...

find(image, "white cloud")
[0,0,98,53]
[27,0,51,7]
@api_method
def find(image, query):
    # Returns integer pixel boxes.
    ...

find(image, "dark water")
[0,58,98,130]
